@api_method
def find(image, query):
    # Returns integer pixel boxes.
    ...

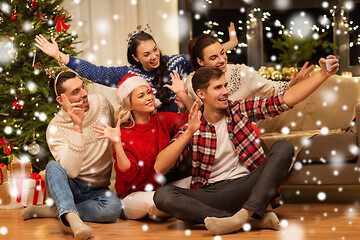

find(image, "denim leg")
[72,182,122,223]
[45,161,79,226]
[45,161,122,225]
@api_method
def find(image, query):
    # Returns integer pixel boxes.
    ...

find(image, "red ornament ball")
[11,12,18,20]
[4,147,11,155]
[12,100,24,110]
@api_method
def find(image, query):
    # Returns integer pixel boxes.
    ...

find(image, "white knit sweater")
[46,94,115,188]
[185,63,289,101]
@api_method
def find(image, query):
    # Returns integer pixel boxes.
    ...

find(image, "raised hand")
[35,34,60,59]
[60,94,85,127]
[289,61,315,87]
[164,71,185,94]
[228,22,238,46]
[187,99,202,134]
[93,120,121,143]
[319,55,339,76]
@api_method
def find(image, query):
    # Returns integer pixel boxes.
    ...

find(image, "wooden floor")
[1,203,360,240]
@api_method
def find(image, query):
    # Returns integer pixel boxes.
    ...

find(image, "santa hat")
[116,74,161,106]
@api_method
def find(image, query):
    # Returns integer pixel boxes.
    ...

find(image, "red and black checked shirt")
[172,92,291,209]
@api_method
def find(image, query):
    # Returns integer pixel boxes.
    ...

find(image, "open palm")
[35,34,59,59]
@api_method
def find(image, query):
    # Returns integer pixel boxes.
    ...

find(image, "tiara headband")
[127,24,152,46]
[45,67,66,97]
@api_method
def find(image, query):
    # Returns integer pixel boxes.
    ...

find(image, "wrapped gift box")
[0,182,11,205]
[11,156,32,179]
[0,163,7,184]
[18,178,44,206]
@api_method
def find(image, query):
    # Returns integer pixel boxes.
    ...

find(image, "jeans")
[45,161,122,226]
[154,140,294,224]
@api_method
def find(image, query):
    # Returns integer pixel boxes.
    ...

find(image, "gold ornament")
[271,71,282,81]
[28,140,40,155]
[260,71,271,79]
[267,67,275,74]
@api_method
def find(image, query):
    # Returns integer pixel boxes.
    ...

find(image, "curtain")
[62,0,180,108]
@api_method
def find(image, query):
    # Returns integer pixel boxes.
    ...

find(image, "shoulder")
[167,54,189,64]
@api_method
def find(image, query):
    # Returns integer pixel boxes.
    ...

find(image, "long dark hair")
[187,34,219,71]
[127,31,171,106]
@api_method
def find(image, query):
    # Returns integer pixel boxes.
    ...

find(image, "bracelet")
[57,52,66,69]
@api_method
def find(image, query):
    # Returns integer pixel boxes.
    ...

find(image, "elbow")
[66,169,80,178]
[154,160,167,175]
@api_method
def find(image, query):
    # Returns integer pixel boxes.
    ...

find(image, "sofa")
[257,74,360,185]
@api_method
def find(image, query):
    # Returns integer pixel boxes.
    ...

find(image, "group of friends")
[20,22,339,240]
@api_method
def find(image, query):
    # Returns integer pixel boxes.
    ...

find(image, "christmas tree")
[0,0,80,172]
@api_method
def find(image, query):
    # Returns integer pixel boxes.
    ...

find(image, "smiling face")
[197,42,228,72]
[58,76,89,111]
[132,39,160,72]
[130,85,155,117]
[197,75,229,111]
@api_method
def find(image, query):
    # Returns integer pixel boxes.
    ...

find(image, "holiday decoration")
[0,163,8,184]
[55,15,69,33]
[16,173,45,206]
[0,0,80,171]
[10,156,32,179]
[31,0,37,9]
[0,182,11,205]
[11,12,18,20]
[12,100,24,110]
[28,141,40,155]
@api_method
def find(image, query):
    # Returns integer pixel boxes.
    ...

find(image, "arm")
[284,55,339,107]
[35,34,129,87]
[154,100,201,174]
[221,22,238,52]
[164,72,194,111]
[92,120,131,171]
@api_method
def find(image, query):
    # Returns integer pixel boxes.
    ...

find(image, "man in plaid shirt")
[154,56,339,235]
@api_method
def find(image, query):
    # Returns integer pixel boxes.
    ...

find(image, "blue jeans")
[45,161,122,226]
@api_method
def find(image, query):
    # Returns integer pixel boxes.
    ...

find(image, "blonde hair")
[115,88,156,128]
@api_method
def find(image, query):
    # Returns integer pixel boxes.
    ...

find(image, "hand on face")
[318,55,339,76]
[60,93,85,126]
[35,34,60,59]
[93,120,121,144]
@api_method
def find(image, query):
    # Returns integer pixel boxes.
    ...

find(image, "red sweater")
[113,112,188,197]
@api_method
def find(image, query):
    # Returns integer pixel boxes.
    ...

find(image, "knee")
[272,140,294,160]
[100,191,122,222]
[153,185,176,210]
[45,161,63,174]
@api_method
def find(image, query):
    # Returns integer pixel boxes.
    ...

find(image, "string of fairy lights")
[200,2,360,54]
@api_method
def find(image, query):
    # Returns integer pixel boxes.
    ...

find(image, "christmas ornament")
[271,71,282,81]
[12,100,24,110]
[31,0,37,9]
[11,12,18,20]
[54,15,69,33]
[3,147,11,155]
[28,140,40,155]
[0,17,3,24]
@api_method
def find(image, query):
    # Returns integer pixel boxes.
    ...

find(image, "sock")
[65,212,93,240]
[204,208,253,235]
[22,205,58,220]
[248,212,280,230]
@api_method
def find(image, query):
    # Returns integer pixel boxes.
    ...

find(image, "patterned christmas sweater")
[67,55,193,112]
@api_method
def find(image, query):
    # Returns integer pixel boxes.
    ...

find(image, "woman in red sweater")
[93,73,192,220]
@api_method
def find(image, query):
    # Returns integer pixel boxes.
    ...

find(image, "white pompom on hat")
[116,74,161,107]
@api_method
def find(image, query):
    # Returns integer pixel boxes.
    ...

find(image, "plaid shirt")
[172,92,290,208]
